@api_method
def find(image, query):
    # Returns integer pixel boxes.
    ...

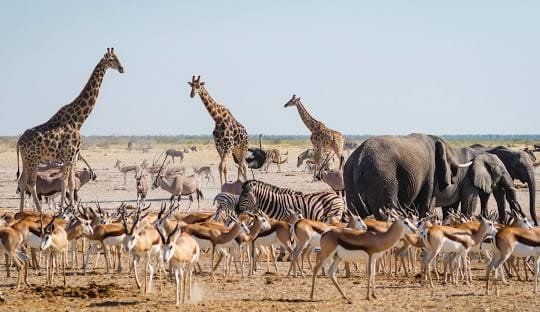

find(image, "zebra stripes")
[235,180,345,222]
[213,192,239,221]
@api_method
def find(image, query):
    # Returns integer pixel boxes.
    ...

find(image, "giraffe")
[188,75,249,185]
[284,94,345,174]
[16,48,124,213]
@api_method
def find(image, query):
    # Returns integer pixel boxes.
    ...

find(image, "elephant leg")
[413,180,434,217]
[493,190,506,224]
[479,192,491,219]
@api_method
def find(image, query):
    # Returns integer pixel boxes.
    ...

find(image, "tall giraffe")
[16,48,124,212]
[284,94,345,172]
[188,76,249,185]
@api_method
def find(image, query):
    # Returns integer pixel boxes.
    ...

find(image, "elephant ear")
[470,157,493,194]
[435,140,452,190]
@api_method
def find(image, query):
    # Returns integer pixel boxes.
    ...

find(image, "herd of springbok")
[2,159,539,306]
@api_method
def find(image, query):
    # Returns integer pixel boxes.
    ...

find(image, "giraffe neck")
[47,59,108,129]
[197,86,225,124]
[295,103,322,132]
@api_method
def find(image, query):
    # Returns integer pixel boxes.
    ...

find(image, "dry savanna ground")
[0,139,538,311]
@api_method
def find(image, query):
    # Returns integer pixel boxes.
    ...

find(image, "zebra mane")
[243,179,303,195]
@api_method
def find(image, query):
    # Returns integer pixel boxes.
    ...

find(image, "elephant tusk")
[457,161,473,168]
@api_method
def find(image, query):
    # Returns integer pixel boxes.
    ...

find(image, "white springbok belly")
[309,233,322,247]
[256,232,279,246]
[441,238,465,253]
[103,235,126,246]
[512,242,540,258]
[336,245,368,262]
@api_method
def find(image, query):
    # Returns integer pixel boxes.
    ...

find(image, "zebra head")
[236,182,257,215]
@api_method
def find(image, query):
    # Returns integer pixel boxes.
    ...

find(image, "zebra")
[165,149,184,163]
[212,192,239,222]
[235,180,346,222]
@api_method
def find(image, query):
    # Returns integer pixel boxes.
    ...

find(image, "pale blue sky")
[1,1,539,136]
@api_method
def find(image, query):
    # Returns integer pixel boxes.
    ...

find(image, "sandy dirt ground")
[0,142,538,311]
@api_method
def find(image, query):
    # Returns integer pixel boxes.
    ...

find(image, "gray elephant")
[343,133,473,218]
[458,153,523,223]
[486,146,537,225]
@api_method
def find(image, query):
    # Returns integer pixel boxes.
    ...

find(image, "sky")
[0,1,539,136]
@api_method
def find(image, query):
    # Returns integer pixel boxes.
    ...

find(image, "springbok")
[310,209,418,302]
[115,160,136,185]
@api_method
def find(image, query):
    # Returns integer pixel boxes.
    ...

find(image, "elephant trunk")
[525,169,537,225]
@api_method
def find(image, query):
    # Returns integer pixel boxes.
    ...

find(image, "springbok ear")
[188,82,193,86]
[200,82,205,85]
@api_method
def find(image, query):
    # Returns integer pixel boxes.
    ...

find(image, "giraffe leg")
[312,146,322,181]
[218,155,226,186]
[65,159,77,208]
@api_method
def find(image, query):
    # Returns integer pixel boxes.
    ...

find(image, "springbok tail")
[197,189,204,200]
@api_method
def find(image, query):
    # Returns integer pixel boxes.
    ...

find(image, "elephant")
[485,146,537,225]
[458,153,524,223]
[343,133,473,218]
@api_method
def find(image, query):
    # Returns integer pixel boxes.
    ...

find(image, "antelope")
[177,215,248,277]
[250,212,302,275]
[317,169,344,196]
[18,157,96,209]
[288,213,367,277]
[310,209,418,302]
[39,212,69,286]
[82,212,127,274]
[115,160,136,185]
[228,213,271,277]
[165,149,184,163]
[11,211,68,270]
[193,165,215,185]
[135,165,149,206]
[64,212,94,268]
[122,208,160,293]
[262,149,288,173]
[420,215,497,287]
[152,171,204,212]
[485,225,540,295]
[211,204,271,277]
[156,223,199,306]
[0,226,29,288]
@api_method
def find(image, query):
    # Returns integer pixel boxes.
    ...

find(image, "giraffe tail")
[16,145,20,179]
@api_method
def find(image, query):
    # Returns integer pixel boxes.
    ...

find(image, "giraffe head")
[284,94,301,108]
[188,75,205,98]
[101,48,124,73]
